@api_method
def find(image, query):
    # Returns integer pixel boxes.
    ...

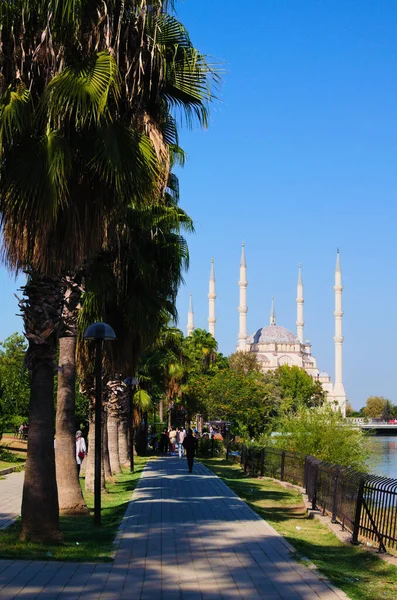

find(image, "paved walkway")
[0,472,24,530]
[0,458,349,599]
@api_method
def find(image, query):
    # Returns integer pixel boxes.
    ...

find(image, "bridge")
[346,418,397,435]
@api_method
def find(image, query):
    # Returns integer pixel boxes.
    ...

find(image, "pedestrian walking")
[76,430,86,476]
[159,428,169,454]
[169,427,177,453]
[176,427,186,458]
[182,428,197,473]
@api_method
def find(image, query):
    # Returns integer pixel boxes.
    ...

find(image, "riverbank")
[201,457,397,600]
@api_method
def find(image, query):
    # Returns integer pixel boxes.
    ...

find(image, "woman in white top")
[76,430,87,476]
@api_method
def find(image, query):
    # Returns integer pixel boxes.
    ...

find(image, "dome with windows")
[248,325,298,345]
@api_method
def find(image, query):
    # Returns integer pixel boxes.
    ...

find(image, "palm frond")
[43,52,121,128]
[0,86,33,146]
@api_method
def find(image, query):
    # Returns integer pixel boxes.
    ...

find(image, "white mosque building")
[186,245,346,416]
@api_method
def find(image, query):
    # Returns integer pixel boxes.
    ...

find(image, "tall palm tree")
[77,193,192,479]
[0,1,218,541]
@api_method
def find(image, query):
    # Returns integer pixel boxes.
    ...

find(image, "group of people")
[74,424,197,476]
[154,426,197,473]
[159,426,186,457]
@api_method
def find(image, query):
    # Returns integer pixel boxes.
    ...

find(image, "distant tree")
[345,401,355,417]
[195,369,273,437]
[264,365,326,410]
[229,352,261,374]
[382,400,394,421]
[364,396,387,419]
[0,334,30,430]
[273,405,371,471]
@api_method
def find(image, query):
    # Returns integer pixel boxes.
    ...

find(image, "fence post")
[312,461,318,510]
[280,451,286,481]
[332,468,340,523]
[260,448,265,476]
[211,437,215,458]
[304,456,308,489]
[352,478,365,545]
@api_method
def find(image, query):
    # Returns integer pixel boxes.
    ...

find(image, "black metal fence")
[238,445,397,552]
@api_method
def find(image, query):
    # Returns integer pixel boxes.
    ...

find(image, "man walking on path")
[182,428,196,472]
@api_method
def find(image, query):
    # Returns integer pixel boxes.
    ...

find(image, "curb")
[0,466,17,476]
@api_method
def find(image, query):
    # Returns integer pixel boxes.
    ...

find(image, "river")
[368,436,397,479]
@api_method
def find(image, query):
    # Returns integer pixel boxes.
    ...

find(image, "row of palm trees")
[0,1,219,542]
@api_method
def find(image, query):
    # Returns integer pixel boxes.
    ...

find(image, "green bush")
[272,404,371,471]
[197,438,224,457]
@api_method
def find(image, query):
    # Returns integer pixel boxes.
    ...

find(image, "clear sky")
[0,1,396,409]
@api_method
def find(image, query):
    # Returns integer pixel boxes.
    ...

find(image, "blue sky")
[0,1,396,408]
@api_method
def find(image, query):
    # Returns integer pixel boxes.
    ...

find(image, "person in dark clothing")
[182,429,197,473]
[159,428,169,454]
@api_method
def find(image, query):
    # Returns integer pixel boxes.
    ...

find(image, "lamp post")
[84,322,116,526]
[125,377,138,472]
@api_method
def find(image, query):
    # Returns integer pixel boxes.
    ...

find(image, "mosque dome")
[249,325,298,344]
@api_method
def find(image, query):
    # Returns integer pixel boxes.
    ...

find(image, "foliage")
[272,405,371,471]
[229,351,261,374]
[363,396,388,419]
[194,369,275,438]
[381,399,394,421]
[264,365,326,410]
[345,401,354,416]
[0,334,30,431]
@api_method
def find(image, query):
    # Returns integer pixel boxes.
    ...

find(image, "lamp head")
[83,322,116,341]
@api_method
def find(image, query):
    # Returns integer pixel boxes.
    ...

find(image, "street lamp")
[84,322,116,526]
[124,377,138,472]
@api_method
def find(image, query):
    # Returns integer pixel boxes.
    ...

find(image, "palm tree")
[78,194,192,478]
[0,1,218,542]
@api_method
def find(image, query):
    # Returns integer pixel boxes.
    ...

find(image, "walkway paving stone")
[0,472,24,530]
[0,457,350,599]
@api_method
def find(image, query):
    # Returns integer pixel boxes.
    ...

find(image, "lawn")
[201,458,397,600]
[0,457,147,562]
[0,447,26,472]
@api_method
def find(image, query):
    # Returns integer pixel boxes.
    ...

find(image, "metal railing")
[239,445,397,552]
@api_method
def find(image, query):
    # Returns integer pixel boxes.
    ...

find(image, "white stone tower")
[296,264,304,343]
[187,293,194,336]
[270,296,276,326]
[333,250,346,415]
[237,242,248,351]
[208,258,216,338]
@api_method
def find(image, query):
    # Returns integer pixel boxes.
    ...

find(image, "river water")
[368,436,397,479]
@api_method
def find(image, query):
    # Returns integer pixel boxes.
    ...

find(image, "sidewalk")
[0,472,24,530]
[0,457,349,599]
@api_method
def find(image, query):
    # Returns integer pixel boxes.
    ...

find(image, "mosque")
[186,245,346,416]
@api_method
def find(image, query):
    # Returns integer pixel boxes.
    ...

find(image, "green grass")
[0,448,26,472]
[0,457,147,562]
[201,458,397,600]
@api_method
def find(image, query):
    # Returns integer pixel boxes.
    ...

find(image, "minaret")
[296,264,304,344]
[187,293,194,336]
[237,242,248,351]
[270,296,276,326]
[208,258,216,338]
[333,249,346,415]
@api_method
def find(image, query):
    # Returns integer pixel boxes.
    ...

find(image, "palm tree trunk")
[108,413,121,474]
[106,379,124,474]
[118,418,129,465]
[55,336,88,514]
[159,398,163,422]
[102,408,112,480]
[19,275,64,542]
[85,408,105,493]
